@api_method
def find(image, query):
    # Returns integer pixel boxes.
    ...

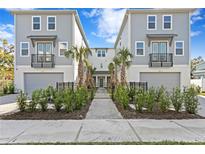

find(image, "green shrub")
[38,89,48,112]
[114,85,129,109]
[3,86,8,94]
[45,86,55,103]
[128,87,136,102]
[145,87,156,112]
[74,86,88,110]
[28,90,40,112]
[53,90,64,112]
[17,90,27,112]
[135,89,146,113]
[63,89,74,112]
[157,86,170,112]
[8,83,15,94]
[170,87,183,112]
[184,86,199,114]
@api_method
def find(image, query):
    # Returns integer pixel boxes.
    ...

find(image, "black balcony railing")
[149,53,173,67]
[31,54,55,68]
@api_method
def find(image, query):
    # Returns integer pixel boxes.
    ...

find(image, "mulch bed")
[0,101,92,120]
[114,101,205,119]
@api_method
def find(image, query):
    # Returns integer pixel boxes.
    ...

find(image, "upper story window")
[163,15,172,30]
[59,42,68,56]
[175,41,184,56]
[135,41,145,56]
[147,15,156,30]
[102,50,106,57]
[32,16,41,31]
[97,49,106,57]
[47,16,56,31]
[20,42,29,57]
[97,50,101,57]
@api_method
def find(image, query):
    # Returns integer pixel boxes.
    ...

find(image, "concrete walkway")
[0,119,205,144]
[86,88,122,119]
[0,94,18,105]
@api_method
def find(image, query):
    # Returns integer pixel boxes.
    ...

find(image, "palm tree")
[84,59,96,88]
[65,46,91,86]
[117,47,133,86]
[113,55,121,85]
[108,62,115,88]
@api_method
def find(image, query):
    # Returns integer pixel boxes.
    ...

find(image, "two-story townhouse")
[88,48,115,87]
[114,9,195,90]
[12,10,89,94]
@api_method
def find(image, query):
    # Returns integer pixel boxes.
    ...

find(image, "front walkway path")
[0,119,205,144]
[86,88,122,119]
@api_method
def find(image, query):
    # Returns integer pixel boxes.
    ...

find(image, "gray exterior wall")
[130,12,190,65]
[15,13,73,65]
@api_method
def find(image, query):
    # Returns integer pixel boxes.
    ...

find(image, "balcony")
[31,54,55,68]
[149,53,173,67]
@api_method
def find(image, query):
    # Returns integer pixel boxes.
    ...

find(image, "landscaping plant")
[17,90,27,112]
[135,89,146,113]
[38,89,48,112]
[170,87,183,112]
[53,90,64,112]
[63,89,74,112]
[128,87,136,102]
[114,85,129,109]
[157,86,170,112]
[74,86,88,110]
[145,87,156,112]
[183,86,199,114]
[28,89,40,112]
[45,86,55,103]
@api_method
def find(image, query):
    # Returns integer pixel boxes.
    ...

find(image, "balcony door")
[37,42,52,62]
[151,42,167,61]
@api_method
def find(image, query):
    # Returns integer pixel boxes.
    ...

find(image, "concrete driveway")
[198,96,205,117]
[0,94,18,105]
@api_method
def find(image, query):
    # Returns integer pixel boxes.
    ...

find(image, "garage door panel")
[24,73,63,95]
[140,72,180,91]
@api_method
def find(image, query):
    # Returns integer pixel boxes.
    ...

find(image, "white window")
[163,15,172,30]
[59,42,68,56]
[175,41,184,56]
[147,15,156,30]
[102,50,106,57]
[97,50,101,57]
[135,41,145,56]
[20,42,29,56]
[32,16,41,31]
[47,16,56,31]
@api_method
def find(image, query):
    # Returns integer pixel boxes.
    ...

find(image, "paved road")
[0,94,18,105]
[0,119,205,144]
[86,88,122,119]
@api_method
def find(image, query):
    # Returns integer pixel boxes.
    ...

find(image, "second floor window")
[135,41,145,56]
[20,42,29,56]
[32,16,41,31]
[97,50,106,57]
[147,15,156,30]
[59,42,68,56]
[175,41,184,56]
[102,50,106,57]
[47,16,56,30]
[163,15,172,30]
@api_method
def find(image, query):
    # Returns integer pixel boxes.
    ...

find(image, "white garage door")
[140,72,180,90]
[24,73,63,95]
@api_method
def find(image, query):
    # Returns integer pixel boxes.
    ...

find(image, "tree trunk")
[121,64,126,86]
[78,59,84,86]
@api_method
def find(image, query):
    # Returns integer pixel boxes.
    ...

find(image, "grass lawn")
[3,141,205,145]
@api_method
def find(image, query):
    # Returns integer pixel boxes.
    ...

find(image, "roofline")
[114,8,196,48]
[11,9,89,48]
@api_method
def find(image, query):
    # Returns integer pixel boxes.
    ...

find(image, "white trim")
[35,41,53,54]
[58,42,68,57]
[150,40,169,54]
[47,16,56,31]
[175,41,184,56]
[32,16,41,31]
[20,42,30,57]
[147,15,157,30]
[135,41,145,56]
[162,15,172,30]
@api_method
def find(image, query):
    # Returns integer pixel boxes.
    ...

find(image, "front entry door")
[152,42,167,61]
[99,78,104,87]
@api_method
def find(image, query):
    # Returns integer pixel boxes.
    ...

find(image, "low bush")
[38,89,48,112]
[74,86,89,110]
[170,87,183,112]
[184,86,199,114]
[53,90,64,112]
[157,86,170,112]
[135,89,146,113]
[63,89,74,112]
[114,85,129,109]
[3,86,8,94]
[17,90,27,112]
[28,89,40,112]
[128,87,136,102]
[45,86,55,103]
[145,87,156,112]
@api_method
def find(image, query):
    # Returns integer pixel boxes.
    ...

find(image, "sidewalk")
[0,119,205,144]
[86,88,122,119]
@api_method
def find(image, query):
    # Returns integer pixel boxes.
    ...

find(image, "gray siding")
[130,12,190,65]
[15,14,73,65]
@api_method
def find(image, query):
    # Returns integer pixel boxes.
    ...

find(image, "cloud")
[191,9,203,24]
[5,8,33,11]
[191,31,201,37]
[0,24,14,44]
[84,9,126,44]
